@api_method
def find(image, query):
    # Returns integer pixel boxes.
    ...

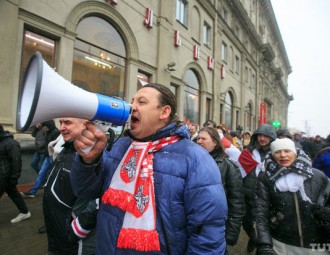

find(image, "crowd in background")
[189,121,330,254]
[2,100,330,255]
[190,123,330,162]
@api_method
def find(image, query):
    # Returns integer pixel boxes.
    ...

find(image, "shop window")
[137,71,151,90]
[72,16,126,98]
[224,92,233,129]
[21,30,56,85]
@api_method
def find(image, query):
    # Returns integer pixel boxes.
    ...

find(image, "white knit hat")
[270,138,297,155]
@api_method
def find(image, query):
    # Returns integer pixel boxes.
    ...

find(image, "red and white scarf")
[102,136,180,252]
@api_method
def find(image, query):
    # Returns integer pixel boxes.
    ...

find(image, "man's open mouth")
[130,115,139,124]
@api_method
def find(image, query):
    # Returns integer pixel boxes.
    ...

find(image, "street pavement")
[0,184,254,255]
[0,184,47,255]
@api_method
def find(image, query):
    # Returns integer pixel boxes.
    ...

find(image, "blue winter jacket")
[313,147,330,178]
[71,122,228,254]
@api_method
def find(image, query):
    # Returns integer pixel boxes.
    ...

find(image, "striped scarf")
[102,136,180,252]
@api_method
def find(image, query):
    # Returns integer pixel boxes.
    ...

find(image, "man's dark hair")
[276,128,293,140]
[142,83,178,122]
[203,120,217,128]
[0,124,3,132]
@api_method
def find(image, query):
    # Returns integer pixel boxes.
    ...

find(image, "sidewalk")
[0,184,47,255]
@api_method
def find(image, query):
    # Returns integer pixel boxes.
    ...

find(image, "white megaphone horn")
[17,52,132,134]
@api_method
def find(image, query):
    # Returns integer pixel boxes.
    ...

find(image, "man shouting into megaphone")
[71,83,229,254]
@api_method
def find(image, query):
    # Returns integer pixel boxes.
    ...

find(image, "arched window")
[245,103,252,131]
[224,92,233,129]
[183,69,200,125]
[72,16,126,97]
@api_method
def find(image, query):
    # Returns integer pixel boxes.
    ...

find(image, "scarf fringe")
[117,228,160,252]
[103,137,180,252]
[102,188,143,218]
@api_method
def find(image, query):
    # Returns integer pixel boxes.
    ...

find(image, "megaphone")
[17,52,131,132]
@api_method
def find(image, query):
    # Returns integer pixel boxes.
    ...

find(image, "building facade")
[0,0,292,135]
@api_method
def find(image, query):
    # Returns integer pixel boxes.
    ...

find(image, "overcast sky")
[270,0,330,138]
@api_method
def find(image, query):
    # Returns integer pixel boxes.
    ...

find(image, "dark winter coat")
[0,131,21,180]
[211,150,245,246]
[31,125,47,154]
[42,120,60,155]
[240,124,277,201]
[311,140,326,160]
[256,150,330,249]
[43,141,96,255]
[71,122,228,255]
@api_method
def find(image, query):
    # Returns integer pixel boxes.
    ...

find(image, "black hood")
[42,120,56,130]
[249,124,276,149]
[0,130,14,141]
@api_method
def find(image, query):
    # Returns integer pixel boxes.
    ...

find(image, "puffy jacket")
[71,122,228,254]
[211,151,245,246]
[0,131,21,179]
[313,147,330,178]
[256,150,330,249]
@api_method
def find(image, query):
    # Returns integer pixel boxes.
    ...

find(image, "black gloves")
[78,200,98,230]
[68,199,98,243]
[257,244,275,255]
[314,206,330,233]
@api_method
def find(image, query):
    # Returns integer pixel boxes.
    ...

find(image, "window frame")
[203,22,211,47]
[176,0,188,26]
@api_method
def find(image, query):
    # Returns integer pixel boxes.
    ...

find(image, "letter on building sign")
[106,0,118,5]
[220,64,225,79]
[207,56,214,70]
[144,8,153,29]
[174,30,181,47]
[193,45,200,60]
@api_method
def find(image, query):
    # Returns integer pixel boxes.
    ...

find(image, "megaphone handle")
[80,121,113,154]
[106,128,115,151]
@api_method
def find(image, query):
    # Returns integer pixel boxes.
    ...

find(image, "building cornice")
[227,0,262,47]
[197,0,217,17]
[260,0,292,73]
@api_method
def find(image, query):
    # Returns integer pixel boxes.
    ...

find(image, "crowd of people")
[1,82,330,254]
